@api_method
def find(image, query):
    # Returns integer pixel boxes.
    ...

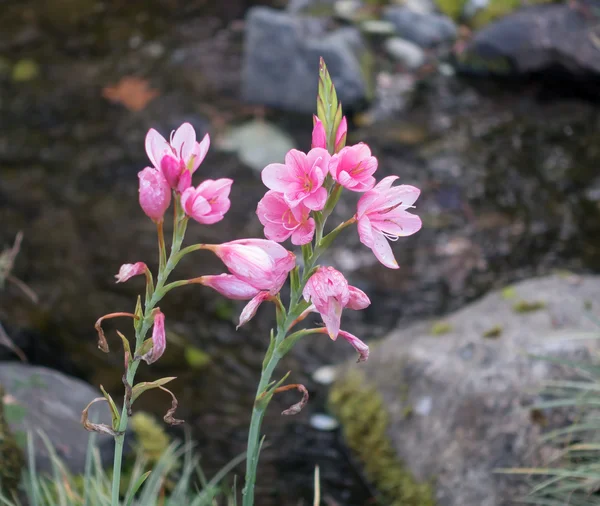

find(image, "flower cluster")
[256,118,421,268]
[139,123,232,225]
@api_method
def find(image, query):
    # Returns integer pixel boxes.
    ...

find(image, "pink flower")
[198,274,261,300]
[356,176,422,269]
[145,123,210,192]
[302,267,371,339]
[181,178,233,224]
[141,309,166,365]
[261,148,330,210]
[329,143,377,192]
[206,239,296,294]
[138,167,171,222]
[115,262,147,283]
[311,115,347,153]
[256,191,315,245]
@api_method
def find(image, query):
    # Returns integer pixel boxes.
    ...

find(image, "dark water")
[2,0,600,504]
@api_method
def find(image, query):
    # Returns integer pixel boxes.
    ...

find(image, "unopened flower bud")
[115,262,147,283]
[138,168,171,223]
[140,309,166,364]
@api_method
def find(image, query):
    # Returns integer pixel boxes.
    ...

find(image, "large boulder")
[457,4,600,78]
[331,275,600,506]
[0,363,115,474]
[242,6,370,113]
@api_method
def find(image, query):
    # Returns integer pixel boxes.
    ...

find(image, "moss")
[501,286,517,300]
[130,412,170,464]
[431,321,452,336]
[329,371,435,506]
[435,0,468,20]
[512,300,546,313]
[482,325,503,339]
[0,385,25,494]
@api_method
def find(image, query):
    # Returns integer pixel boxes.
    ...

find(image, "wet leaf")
[102,77,159,112]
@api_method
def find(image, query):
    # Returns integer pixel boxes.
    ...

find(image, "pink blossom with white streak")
[261,148,330,210]
[355,176,422,269]
[181,178,233,225]
[115,262,147,283]
[329,143,377,192]
[302,267,370,339]
[145,123,210,193]
[256,191,315,245]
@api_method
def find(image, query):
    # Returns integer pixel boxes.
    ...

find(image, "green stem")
[242,346,283,506]
[110,207,189,506]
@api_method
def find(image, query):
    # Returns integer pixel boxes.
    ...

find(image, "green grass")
[499,330,600,505]
[0,430,242,506]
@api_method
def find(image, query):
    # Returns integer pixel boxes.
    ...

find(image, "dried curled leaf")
[159,386,184,425]
[274,383,309,416]
[94,312,138,353]
[99,385,120,430]
[81,397,122,436]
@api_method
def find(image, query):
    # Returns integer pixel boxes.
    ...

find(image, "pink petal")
[335,116,347,152]
[190,133,210,173]
[138,167,171,222]
[372,211,422,237]
[261,163,297,193]
[321,298,343,339]
[145,128,170,169]
[311,116,327,149]
[284,149,308,176]
[338,330,369,362]
[371,231,398,269]
[347,286,371,310]
[377,184,421,211]
[115,262,147,283]
[237,291,271,329]
[201,274,261,300]
[302,186,327,211]
[357,215,374,248]
[263,221,294,243]
[176,170,192,193]
[171,123,196,162]
[291,217,315,245]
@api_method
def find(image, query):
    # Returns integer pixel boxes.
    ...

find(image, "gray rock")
[335,275,600,506]
[243,7,370,113]
[458,4,600,77]
[217,119,295,172]
[384,37,426,69]
[383,6,457,48]
[0,363,115,473]
[287,0,336,14]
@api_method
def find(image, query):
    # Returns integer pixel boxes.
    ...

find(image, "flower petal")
[190,133,210,173]
[357,215,374,248]
[237,291,271,329]
[347,286,371,310]
[370,231,398,269]
[302,186,327,211]
[172,123,196,162]
[261,163,296,192]
[338,330,369,362]
[145,128,170,169]
[200,274,261,300]
[291,217,315,245]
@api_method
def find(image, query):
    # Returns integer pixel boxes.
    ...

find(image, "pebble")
[310,413,340,431]
[360,19,397,36]
[384,37,426,69]
[312,365,338,385]
[334,0,363,22]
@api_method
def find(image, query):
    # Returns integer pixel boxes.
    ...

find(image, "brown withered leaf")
[274,383,309,416]
[102,77,159,112]
[81,397,122,436]
[159,386,184,426]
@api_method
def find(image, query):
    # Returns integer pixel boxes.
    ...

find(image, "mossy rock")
[436,0,559,26]
[329,371,435,506]
[0,385,25,495]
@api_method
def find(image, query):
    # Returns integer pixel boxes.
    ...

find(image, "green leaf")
[99,385,120,430]
[317,57,342,153]
[131,377,176,404]
[124,471,151,506]
[322,183,343,220]
[135,338,153,359]
[301,243,313,268]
